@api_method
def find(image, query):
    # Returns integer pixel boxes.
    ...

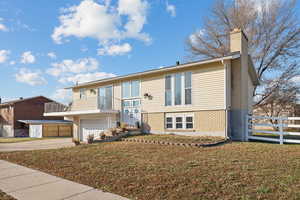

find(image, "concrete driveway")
[0,138,74,152]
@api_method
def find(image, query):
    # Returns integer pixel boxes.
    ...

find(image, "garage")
[19,120,73,138]
[80,116,116,142]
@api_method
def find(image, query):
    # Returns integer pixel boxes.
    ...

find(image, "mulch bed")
[121,137,229,147]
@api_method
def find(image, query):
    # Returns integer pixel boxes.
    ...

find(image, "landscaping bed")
[123,134,226,146]
[1,142,300,199]
[0,190,16,200]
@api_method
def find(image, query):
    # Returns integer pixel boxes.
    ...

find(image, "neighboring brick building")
[0,96,64,137]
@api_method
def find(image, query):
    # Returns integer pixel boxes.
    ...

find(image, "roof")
[67,52,241,89]
[0,96,63,107]
[18,120,73,125]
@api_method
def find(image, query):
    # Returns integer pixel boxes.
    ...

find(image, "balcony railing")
[44,102,70,113]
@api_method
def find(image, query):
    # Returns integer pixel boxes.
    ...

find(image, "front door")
[122,99,141,126]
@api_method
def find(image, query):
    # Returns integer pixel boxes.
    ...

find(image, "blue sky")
[0,0,212,103]
[1,0,299,103]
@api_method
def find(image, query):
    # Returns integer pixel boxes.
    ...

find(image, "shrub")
[72,138,80,146]
[87,134,94,144]
[100,132,106,140]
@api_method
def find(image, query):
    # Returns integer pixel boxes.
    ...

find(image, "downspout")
[222,59,230,139]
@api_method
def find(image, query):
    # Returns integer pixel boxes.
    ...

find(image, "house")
[44,29,259,142]
[0,96,71,137]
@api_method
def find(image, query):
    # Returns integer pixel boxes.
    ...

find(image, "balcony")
[44,102,70,113]
[44,101,119,117]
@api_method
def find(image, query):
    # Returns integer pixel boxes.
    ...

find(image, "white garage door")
[80,117,115,142]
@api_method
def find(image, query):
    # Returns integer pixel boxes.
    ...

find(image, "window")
[176,117,183,129]
[99,86,113,110]
[165,75,172,106]
[186,116,193,129]
[184,72,192,105]
[122,80,140,99]
[175,74,182,105]
[166,117,173,129]
[165,113,194,130]
[133,99,140,106]
[122,82,131,99]
[79,88,86,100]
[131,81,140,97]
[165,72,192,106]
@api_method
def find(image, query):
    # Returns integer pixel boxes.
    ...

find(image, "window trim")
[164,72,192,106]
[98,85,113,110]
[122,80,141,99]
[165,113,194,130]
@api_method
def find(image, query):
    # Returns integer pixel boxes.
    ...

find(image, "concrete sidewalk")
[0,160,129,200]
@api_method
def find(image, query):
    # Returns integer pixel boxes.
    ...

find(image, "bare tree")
[187,0,300,111]
[257,64,300,127]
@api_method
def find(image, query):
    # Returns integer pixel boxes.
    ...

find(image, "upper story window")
[122,80,140,99]
[165,72,192,106]
[79,88,87,100]
[99,86,113,110]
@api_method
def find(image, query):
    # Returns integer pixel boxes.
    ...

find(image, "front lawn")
[1,141,300,199]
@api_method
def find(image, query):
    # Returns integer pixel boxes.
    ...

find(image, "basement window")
[166,117,173,129]
[165,113,194,130]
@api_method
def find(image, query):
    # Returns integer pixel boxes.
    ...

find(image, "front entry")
[122,99,141,126]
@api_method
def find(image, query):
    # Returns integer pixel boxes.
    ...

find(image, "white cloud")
[52,0,150,54]
[166,2,176,17]
[189,29,205,46]
[81,47,88,52]
[9,61,16,65]
[21,51,35,64]
[98,43,132,56]
[51,89,72,104]
[47,57,99,77]
[0,24,8,32]
[15,68,47,86]
[117,0,150,42]
[0,50,10,63]
[47,52,57,59]
[52,0,120,44]
[0,18,8,32]
[59,72,116,84]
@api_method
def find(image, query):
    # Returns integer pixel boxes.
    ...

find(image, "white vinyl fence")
[246,115,300,144]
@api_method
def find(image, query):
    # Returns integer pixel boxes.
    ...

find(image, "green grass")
[1,141,300,199]
[0,137,70,143]
[126,134,225,144]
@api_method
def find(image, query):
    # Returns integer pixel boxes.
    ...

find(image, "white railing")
[44,102,70,113]
[246,115,300,144]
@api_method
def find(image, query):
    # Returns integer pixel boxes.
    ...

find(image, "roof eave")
[66,54,241,89]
